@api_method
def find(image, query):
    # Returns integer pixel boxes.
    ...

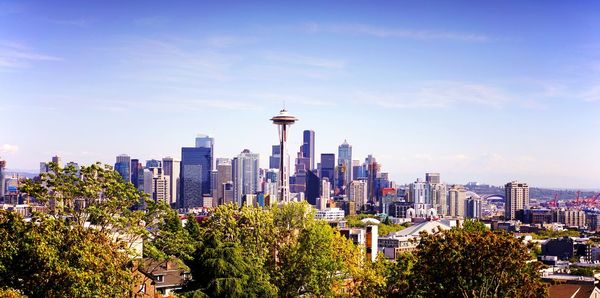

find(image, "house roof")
[391,220,451,237]
[548,284,600,298]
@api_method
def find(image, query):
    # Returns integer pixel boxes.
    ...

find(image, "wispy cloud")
[580,85,600,102]
[265,53,346,69]
[0,41,61,69]
[360,81,510,109]
[206,35,258,48]
[305,23,490,43]
[45,18,94,27]
[133,16,168,27]
[0,144,19,154]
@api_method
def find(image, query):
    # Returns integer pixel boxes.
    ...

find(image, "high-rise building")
[321,178,331,203]
[409,178,427,204]
[349,180,368,212]
[216,158,232,205]
[269,145,281,169]
[429,183,447,216]
[153,172,171,203]
[337,140,353,191]
[131,159,141,188]
[195,135,214,151]
[232,149,260,206]
[466,198,482,219]
[305,170,320,206]
[352,160,364,180]
[0,158,6,198]
[505,181,529,220]
[181,146,212,208]
[146,159,161,169]
[302,130,315,171]
[448,184,467,217]
[320,153,335,184]
[52,155,61,167]
[271,109,298,203]
[425,173,441,184]
[115,154,131,183]
[162,157,180,206]
[141,169,154,195]
[365,155,380,202]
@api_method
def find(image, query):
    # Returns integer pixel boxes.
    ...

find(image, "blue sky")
[1,1,599,188]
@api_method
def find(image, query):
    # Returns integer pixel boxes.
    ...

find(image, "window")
[155,275,164,282]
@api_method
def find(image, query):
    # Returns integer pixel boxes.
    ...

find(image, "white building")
[315,207,345,221]
[349,180,368,212]
[232,150,260,206]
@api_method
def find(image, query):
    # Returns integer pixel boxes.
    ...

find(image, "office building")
[320,153,335,184]
[448,184,467,217]
[269,145,281,169]
[115,154,131,183]
[409,179,428,204]
[349,180,368,212]
[215,158,232,205]
[429,183,447,216]
[146,159,161,169]
[52,155,61,167]
[232,149,260,206]
[153,173,171,203]
[365,155,380,201]
[504,181,529,220]
[181,146,212,208]
[131,159,141,188]
[0,158,5,198]
[465,198,482,219]
[425,173,440,184]
[305,170,320,206]
[321,179,331,202]
[195,135,214,151]
[302,130,315,170]
[337,140,352,191]
[162,157,180,206]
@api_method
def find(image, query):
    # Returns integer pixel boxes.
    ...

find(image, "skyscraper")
[271,109,298,203]
[425,173,440,184]
[505,181,529,220]
[131,159,140,188]
[232,149,260,206]
[448,184,467,217]
[146,159,162,169]
[269,145,281,169]
[115,154,131,182]
[195,135,214,151]
[365,155,380,201]
[320,153,335,184]
[305,170,320,206]
[162,157,180,206]
[52,155,61,167]
[302,130,315,171]
[0,158,5,199]
[349,180,368,212]
[216,158,232,205]
[337,140,352,191]
[181,146,212,208]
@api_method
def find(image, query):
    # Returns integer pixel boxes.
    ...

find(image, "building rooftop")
[391,220,451,238]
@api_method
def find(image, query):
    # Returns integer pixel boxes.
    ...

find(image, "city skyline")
[2,1,600,188]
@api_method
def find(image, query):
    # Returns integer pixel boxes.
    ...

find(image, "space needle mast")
[270,108,298,203]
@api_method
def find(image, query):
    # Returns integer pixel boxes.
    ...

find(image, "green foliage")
[410,227,547,297]
[6,162,185,297]
[533,229,581,239]
[0,211,132,297]
[345,214,406,236]
[569,266,597,277]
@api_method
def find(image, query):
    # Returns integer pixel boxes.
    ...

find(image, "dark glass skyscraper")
[130,159,140,188]
[305,170,320,206]
[115,154,131,183]
[181,147,212,208]
[320,153,335,185]
[302,130,315,171]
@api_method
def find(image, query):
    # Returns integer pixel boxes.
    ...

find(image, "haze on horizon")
[1,0,599,189]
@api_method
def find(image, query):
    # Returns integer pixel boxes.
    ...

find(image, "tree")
[409,226,547,297]
[185,234,277,298]
[9,162,178,296]
[0,211,132,297]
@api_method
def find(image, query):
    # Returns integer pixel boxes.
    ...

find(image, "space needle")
[270,109,298,203]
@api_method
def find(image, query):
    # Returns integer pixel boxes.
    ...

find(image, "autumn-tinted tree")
[410,223,547,297]
[0,211,132,297]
